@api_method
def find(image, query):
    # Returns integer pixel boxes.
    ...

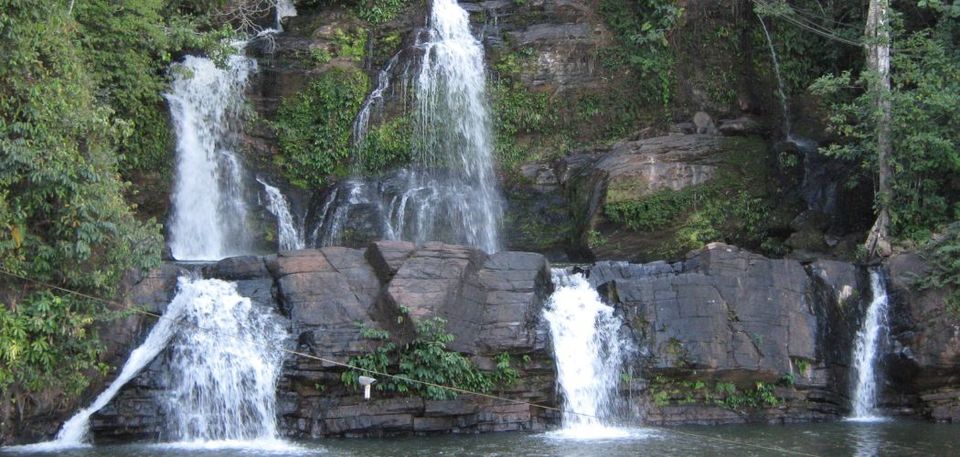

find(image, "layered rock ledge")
[15,243,952,445]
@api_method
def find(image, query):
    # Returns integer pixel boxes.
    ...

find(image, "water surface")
[6,421,958,457]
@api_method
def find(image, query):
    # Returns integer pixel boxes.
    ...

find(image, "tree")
[863,0,893,258]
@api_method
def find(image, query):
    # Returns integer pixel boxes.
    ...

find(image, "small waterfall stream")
[543,269,636,439]
[166,55,255,261]
[258,178,305,251]
[274,0,297,30]
[848,270,890,421]
[18,278,288,450]
[757,14,791,137]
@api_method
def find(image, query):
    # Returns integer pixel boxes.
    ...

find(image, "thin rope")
[0,266,821,456]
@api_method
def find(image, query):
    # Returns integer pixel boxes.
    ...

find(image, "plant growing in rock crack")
[342,318,496,400]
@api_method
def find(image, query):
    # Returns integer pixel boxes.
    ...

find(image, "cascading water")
[848,270,890,421]
[314,0,503,253]
[13,277,287,450]
[258,178,305,251]
[166,54,255,261]
[543,269,636,439]
[274,0,297,30]
[352,53,402,159]
[757,13,838,217]
[403,0,503,251]
[757,14,791,137]
[160,279,287,442]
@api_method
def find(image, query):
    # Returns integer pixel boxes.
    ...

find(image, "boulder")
[599,243,817,381]
[718,116,763,136]
[204,255,268,280]
[365,240,416,283]
[476,251,553,353]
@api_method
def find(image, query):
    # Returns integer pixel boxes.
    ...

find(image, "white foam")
[148,438,313,454]
[542,425,659,441]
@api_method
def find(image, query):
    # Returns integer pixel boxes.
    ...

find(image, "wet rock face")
[557,134,763,261]
[595,243,817,379]
[463,0,613,91]
[887,252,960,422]
[584,243,866,424]
[89,243,556,441]
[38,242,960,443]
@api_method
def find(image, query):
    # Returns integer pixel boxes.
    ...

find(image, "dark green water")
[4,421,958,456]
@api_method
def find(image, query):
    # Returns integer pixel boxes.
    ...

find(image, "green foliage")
[491,56,560,173]
[754,1,866,95]
[605,188,697,232]
[917,223,960,316]
[648,376,785,409]
[309,47,332,65]
[343,318,499,400]
[0,293,109,394]
[491,352,520,387]
[587,229,607,250]
[810,27,960,240]
[73,0,234,174]
[353,0,410,25]
[356,116,413,174]
[0,1,164,414]
[396,318,493,400]
[602,140,785,258]
[598,0,683,107]
[273,68,370,188]
[333,28,368,60]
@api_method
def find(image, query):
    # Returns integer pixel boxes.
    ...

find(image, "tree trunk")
[864,0,893,258]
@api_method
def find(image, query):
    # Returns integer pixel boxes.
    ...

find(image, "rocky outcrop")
[89,242,556,441]
[22,241,960,445]
[887,252,960,422]
[583,243,867,424]
[553,134,770,261]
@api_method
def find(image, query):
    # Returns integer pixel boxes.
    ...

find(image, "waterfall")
[258,178,305,251]
[160,279,287,442]
[352,53,402,157]
[757,14,791,136]
[314,0,503,253]
[14,277,286,450]
[275,0,297,30]
[406,0,502,251]
[543,269,635,439]
[166,54,255,261]
[848,270,890,421]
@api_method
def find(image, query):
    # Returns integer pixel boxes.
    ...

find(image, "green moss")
[605,188,700,232]
[648,377,785,410]
[601,137,793,258]
[356,115,413,174]
[273,68,369,188]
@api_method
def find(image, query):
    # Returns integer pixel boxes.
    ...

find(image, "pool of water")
[3,421,958,456]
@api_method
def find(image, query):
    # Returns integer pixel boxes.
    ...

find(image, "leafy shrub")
[342,318,498,400]
[356,116,413,174]
[273,68,369,188]
[917,223,960,316]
